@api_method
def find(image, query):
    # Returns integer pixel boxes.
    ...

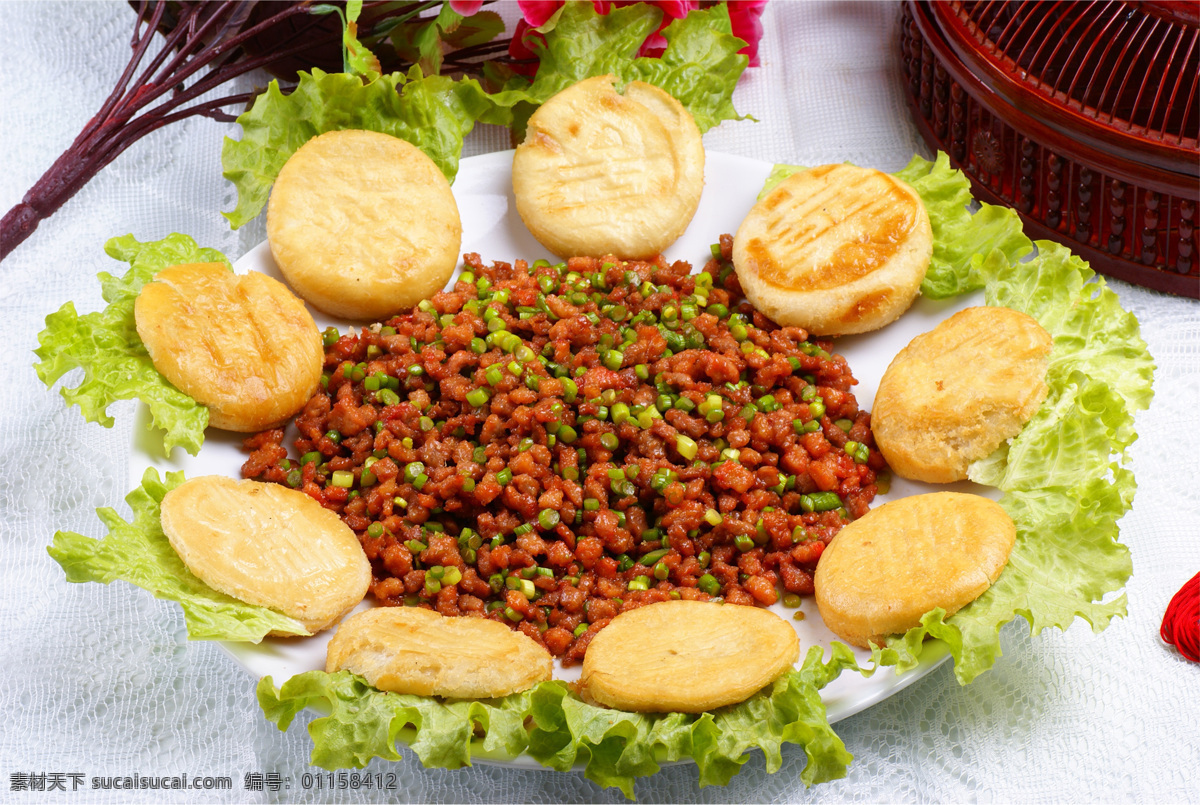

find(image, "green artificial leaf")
[390,5,504,76]
[317,0,382,77]
[761,153,1033,300]
[259,645,857,799]
[494,2,749,137]
[345,3,382,78]
[49,468,308,642]
[221,67,498,228]
[33,234,221,456]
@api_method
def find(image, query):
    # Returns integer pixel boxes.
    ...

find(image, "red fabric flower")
[448,0,484,14]
[517,0,565,27]
[726,0,767,66]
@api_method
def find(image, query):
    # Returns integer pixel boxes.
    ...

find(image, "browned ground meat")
[243,235,886,664]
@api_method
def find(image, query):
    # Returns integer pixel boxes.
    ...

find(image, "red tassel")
[1160,572,1199,663]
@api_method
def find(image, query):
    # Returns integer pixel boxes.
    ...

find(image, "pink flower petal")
[517,0,564,27]
[448,0,483,15]
[727,0,767,66]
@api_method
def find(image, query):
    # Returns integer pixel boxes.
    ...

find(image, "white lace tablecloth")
[2,2,1197,802]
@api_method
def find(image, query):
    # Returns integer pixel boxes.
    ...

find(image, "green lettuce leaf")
[976,239,1155,416]
[761,153,1032,300]
[496,2,749,137]
[873,472,1135,683]
[894,153,1032,298]
[755,166,1151,684]
[221,3,748,228]
[258,644,858,798]
[49,468,308,642]
[221,67,499,228]
[871,241,1152,683]
[33,234,221,456]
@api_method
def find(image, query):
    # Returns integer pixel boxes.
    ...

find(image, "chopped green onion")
[676,435,698,461]
[640,548,670,565]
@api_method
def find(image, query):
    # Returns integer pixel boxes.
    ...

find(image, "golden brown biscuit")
[134,262,323,432]
[732,164,932,335]
[814,492,1016,648]
[325,607,553,699]
[871,305,1053,483]
[579,600,798,712]
[512,74,704,259]
[160,476,370,634]
[267,129,461,320]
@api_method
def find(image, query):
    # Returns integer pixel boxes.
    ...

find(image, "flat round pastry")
[578,600,798,712]
[267,129,462,320]
[134,262,323,432]
[871,305,1054,483]
[732,164,932,335]
[326,607,553,699]
[512,74,704,259]
[160,476,370,634]
[814,492,1016,648]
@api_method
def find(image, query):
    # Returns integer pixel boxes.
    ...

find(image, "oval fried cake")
[733,164,932,335]
[160,476,370,634]
[512,74,704,259]
[814,492,1016,648]
[872,305,1053,483]
[326,607,553,699]
[267,129,462,320]
[134,262,323,432]
[578,600,798,712]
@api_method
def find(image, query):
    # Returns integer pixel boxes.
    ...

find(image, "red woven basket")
[901,0,1199,298]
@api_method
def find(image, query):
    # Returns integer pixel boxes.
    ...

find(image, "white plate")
[132,150,991,766]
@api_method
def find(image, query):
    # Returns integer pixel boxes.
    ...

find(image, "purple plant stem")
[0,1,317,262]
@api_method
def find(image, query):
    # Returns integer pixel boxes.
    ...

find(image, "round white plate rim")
[129,148,998,769]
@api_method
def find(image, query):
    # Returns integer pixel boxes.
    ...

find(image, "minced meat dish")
[242,235,887,664]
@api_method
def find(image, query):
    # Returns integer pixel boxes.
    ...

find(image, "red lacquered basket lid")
[935,0,1198,175]
[902,1,1200,296]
